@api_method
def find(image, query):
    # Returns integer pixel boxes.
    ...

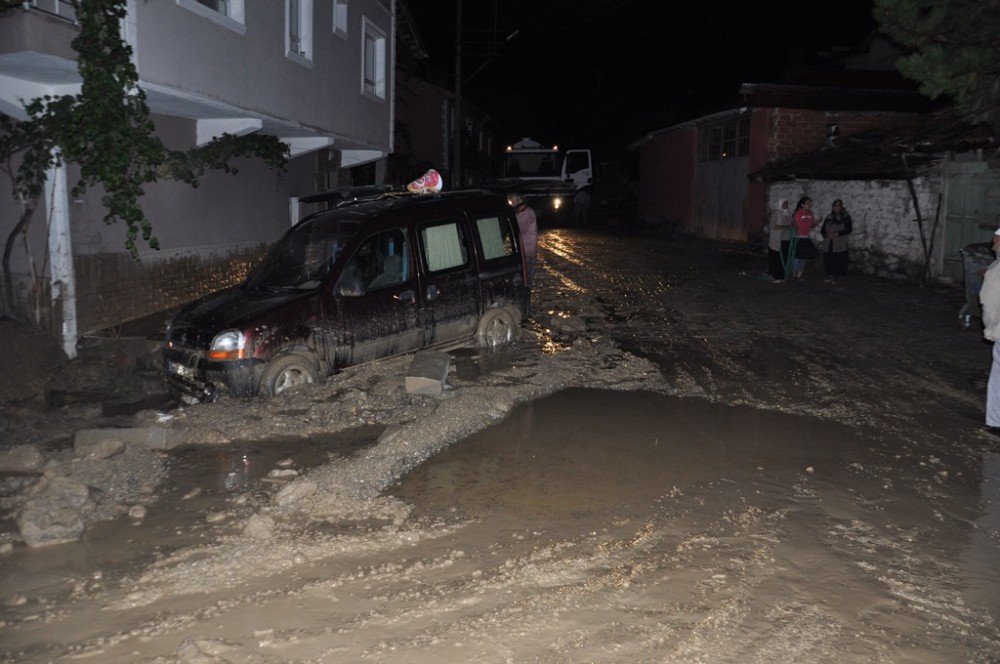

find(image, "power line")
[560,0,641,32]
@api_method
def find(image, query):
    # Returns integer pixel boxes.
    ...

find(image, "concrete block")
[73,427,186,451]
[405,351,451,396]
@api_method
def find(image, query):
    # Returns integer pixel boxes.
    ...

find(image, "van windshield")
[245,217,357,291]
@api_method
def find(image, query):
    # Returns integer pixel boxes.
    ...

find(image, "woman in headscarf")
[766,198,793,282]
[821,199,853,282]
[792,196,819,278]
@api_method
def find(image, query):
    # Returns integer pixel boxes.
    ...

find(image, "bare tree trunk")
[3,199,37,318]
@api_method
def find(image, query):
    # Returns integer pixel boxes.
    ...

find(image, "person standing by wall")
[980,228,1000,434]
[821,199,853,283]
[792,196,819,279]
[767,198,793,283]
[510,192,538,287]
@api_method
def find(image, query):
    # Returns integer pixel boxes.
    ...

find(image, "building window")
[197,0,227,13]
[722,121,736,159]
[287,0,313,64]
[29,0,78,21]
[362,17,387,99]
[698,114,751,161]
[738,115,751,157]
[709,126,722,161]
[176,0,246,33]
[333,0,348,38]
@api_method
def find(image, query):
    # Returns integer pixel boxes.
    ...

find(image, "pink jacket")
[794,208,816,237]
[516,206,537,258]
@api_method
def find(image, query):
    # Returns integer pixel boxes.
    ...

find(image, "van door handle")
[395,289,415,303]
[426,285,440,302]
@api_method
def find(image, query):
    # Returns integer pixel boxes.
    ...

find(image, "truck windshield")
[245,217,356,291]
[504,152,563,177]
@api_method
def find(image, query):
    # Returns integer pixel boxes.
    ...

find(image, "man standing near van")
[511,192,537,287]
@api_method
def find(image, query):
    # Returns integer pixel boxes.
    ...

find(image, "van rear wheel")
[477,307,518,349]
[260,353,320,396]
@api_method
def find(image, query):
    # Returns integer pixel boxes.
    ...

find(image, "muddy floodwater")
[0,428,380,608]
[3,230,1000,662]
[391,389,1000,662]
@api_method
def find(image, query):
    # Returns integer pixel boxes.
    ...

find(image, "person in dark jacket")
[821,199,853,282]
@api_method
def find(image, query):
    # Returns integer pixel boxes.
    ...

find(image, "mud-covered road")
[1,229,998,662]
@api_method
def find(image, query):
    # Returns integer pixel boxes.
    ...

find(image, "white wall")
[768,177,944,280]
[133,0,393,152]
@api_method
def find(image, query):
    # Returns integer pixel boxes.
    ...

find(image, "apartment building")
[0,0,395,355]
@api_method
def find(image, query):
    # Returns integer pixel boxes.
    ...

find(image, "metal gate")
[942,161,1000,281]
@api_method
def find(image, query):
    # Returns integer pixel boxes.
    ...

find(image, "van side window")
[474,215,516,261]
[337,228,409,295]
[420,221,468,273]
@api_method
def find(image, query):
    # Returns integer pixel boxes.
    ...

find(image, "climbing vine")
[0,0,288,314]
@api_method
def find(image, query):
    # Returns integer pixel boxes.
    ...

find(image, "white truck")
[485,138,594,222]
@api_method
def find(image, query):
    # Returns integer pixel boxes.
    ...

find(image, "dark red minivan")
[163,191,529,399]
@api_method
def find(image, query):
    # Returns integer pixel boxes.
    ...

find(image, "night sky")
[409,0,878,157]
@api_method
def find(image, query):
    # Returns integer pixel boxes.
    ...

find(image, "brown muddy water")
[2,391,997,662]
[0,427,381,603]
[389,388,1000,662]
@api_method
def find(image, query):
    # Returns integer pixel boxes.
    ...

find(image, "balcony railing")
[27,0,78,23]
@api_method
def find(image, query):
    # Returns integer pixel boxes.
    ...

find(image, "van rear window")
[475,216,515,261]
[420,221,468,273]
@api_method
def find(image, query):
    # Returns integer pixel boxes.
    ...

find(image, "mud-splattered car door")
[416,217,481,345]
[325,227,422,366]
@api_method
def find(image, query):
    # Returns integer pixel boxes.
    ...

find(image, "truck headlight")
[209,330,247,360]
[553,197,563,210]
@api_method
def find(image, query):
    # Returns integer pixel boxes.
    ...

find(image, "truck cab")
[503,138,593,191]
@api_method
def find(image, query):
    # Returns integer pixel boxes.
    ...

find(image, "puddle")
[167,427,381,496]
[449,346,528,381]
[0,427,382,600]
[450,338,542,382]
[395,389,878,521]
[392,389,1000,659]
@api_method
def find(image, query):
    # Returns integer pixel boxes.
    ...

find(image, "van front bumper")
[163,346,265,399]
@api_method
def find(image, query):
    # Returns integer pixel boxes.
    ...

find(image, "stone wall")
[73,241,269,334]
[768,176,943,280]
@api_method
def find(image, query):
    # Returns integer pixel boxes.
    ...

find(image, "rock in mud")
[405,351,451,396]
[267,469,298,479]
[128,505,147,520]
[189,428,231,446]
[73,437,125,460]
[74,427,185,451]
[17,476,93,547]
[67,444,165,506]
[0,444,44,473]
[274,480,318,506]
[243,514,276,540]
[378,423,405,445]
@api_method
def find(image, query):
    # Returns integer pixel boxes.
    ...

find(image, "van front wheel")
[260,353,320,396]
[477,307,518,349]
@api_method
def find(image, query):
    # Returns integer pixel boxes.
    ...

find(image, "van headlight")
[553,197,563,210]
[209,330,247,360]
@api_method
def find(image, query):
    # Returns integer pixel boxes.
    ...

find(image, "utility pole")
[452,0,463,189]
